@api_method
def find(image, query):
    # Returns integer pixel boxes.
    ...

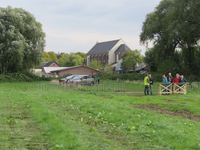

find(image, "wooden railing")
[158,83,187,95]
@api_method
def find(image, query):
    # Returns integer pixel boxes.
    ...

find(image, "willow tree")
[0,6,45,73]
[140,0,200,75]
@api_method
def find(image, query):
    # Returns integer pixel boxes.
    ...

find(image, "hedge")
[96,72,199,82]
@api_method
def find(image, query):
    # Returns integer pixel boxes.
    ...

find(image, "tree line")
[2,1,200,77]
[42,51,86,67]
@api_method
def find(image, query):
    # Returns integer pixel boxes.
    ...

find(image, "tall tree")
[88,59,103,70]
[58,52,84,67]
[144,48,159,72]
[76,52,86,60]
[42,51,51,62]
[140,0,200,75]
[58,53,70,67]
[48,51,58,62]
[121,50,143,71]
[0,6,45,73]
[71,54,84,66]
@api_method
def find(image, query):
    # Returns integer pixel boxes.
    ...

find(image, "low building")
[43,67,68,76]
[114,59,148,74]
[50,66,99,76]
[30,68,42,77]
[135,63,148,74]
[38,60,61,76]
[115,59,123,74]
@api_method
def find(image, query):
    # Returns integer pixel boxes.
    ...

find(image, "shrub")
[0,71,51,83]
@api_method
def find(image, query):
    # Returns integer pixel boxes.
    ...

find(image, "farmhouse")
[86,39,131,66]
[38,60,99,77]
[38,60,61,75]
[50,66,99,76]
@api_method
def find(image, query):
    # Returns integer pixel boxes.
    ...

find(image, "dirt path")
[133,104,200,122]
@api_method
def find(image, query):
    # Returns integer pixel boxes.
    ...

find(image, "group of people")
[162,73,187,84]
[95,77,100,84]
[144,73,187,95]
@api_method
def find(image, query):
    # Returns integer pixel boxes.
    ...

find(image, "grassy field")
[56,80,158,93]
[0,81,200,149]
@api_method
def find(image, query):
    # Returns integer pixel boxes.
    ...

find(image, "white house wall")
[108,39,125,64]
[30,69,42,77]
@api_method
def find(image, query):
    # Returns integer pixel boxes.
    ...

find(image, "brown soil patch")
[162,100,186,104]
[134,104,200,122]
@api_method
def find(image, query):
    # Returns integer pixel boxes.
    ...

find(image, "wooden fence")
[158,83,187,95]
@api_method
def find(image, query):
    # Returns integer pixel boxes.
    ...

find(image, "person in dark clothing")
[179,75,187,83]
[179,75,187,94]
[167,72,173,94]
[98,77,100,84]
[149,74,153,95]
[167,73,173,83]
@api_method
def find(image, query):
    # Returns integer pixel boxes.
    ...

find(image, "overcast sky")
[0,0,161,55]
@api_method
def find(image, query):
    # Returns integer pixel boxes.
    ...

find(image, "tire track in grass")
[45,93,200,150]
[0,98,48,149]
[42,99,151,150]
[28,99,123,150]
[28,100,82,150]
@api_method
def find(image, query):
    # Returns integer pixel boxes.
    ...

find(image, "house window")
[53,64,55,66]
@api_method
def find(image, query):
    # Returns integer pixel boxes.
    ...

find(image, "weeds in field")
[1,82,200,149]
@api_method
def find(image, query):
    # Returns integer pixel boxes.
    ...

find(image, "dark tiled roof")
[39,62,48,68]
[87,39,120,55]
[44,61,61,67]
[115,44,131,53]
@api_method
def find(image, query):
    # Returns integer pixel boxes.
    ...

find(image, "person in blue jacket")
[162,74,168,83]
[162,74,168,93]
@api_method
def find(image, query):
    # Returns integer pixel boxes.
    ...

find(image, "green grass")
[58,80,159,93]
[0,82,200,149]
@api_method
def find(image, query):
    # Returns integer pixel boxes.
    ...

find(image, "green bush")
[0,71,52,83]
